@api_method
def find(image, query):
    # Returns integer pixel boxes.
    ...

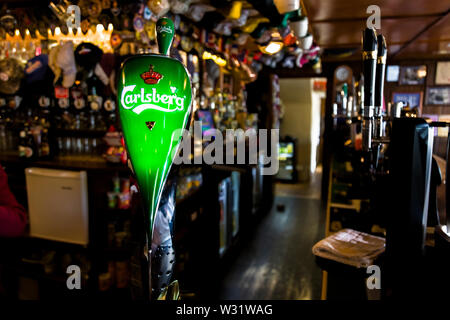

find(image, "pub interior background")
[0,0,449,301]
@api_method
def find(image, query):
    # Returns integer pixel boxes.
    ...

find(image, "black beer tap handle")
[375,34,387,111]
[361,28,378,152]
[363,28,378,110]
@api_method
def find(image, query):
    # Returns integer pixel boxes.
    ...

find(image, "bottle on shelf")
[40,128,50,158]
[18,130,27,157]
[25,128,37,159]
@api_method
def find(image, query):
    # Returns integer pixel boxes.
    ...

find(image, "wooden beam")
[391,9,450,58]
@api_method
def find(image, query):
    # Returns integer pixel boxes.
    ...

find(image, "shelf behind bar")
[1,152,256,173]
[52,129,108,137]
[0,152,130,172]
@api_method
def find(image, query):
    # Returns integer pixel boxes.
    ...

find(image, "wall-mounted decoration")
[392,91,423,115]
[426,86,450,105]
[435,62,450,85]
[386,65,400,82]
[334,65,352,83]
[399,65,427,85]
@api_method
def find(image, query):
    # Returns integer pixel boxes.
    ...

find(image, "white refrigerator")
[25,167,89,245]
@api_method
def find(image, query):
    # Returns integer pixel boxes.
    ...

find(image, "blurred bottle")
[18,130,27,157]
[40,128,50,158]
[0,120,6,152]
[25,128,37,159]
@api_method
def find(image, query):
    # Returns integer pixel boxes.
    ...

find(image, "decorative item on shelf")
[107,175,131,210]
[8,23,115,53]
[0,58,23,94]
[274,0,300,15]
[289,15,308,39]
[103,125,125,163]
[148,0,171,18]
[299,33,313,50]
[202,50,227,67]
[311,57,322,74]
[259,31,284,55]
[283,31,298,47]
[170,0,191,15]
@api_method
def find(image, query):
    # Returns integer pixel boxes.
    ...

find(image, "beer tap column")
[362,28,378,152]
[374,35,387,140]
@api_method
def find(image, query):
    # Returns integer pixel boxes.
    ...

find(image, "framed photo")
[392,92,423,115]
[386,65,400,82]
[425,86,450,105]
[435,62,450,85]
[399,65,427,85]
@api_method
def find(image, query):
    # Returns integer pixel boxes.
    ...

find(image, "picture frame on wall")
[386,65,400,82]
[425,86,450,105]
[435,62,450,85]
[399,65,427,85]
[392,92,423,115]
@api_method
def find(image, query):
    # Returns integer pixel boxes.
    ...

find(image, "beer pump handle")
[362,28,378,111]
[118,17,191,300]
[156,17,175,56]
[374,34,387,144]
[362,28,378,151]
[375,34,387,113]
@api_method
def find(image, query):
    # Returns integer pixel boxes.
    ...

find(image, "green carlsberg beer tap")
[117,17,192,297]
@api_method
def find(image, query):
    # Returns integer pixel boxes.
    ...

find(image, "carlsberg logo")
[121,85,185,114]
[157,25,172,34]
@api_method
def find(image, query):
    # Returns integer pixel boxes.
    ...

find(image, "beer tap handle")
[375,34,387,115]
[374,35,387,141]
[362,28,378,151]
[372,34,387,170]
[363,28,377,109]
[156,17,174,56]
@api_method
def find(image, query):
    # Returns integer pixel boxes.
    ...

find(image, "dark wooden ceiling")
[302,0,450,60]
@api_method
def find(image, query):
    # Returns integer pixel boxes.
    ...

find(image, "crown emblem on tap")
[140,65,163,84]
